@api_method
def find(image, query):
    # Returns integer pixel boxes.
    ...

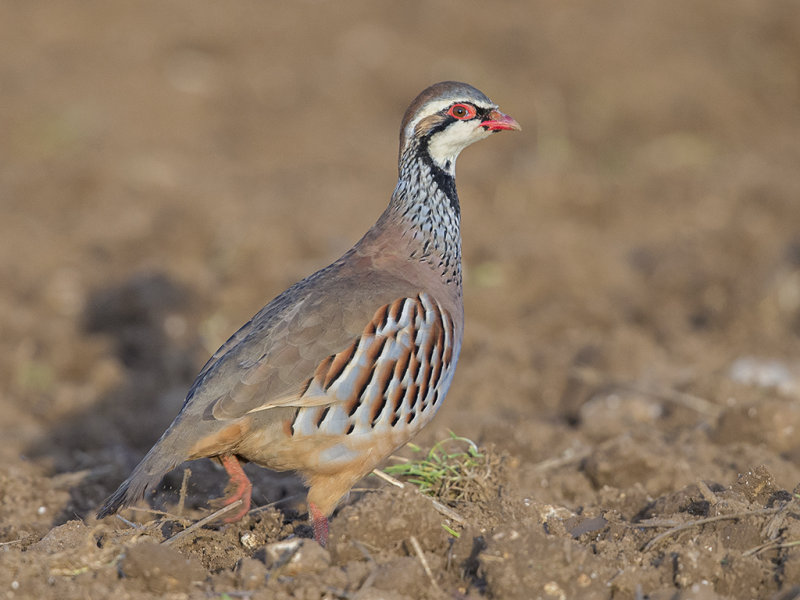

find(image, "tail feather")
[96,430,185,519]
[96,471,160,519]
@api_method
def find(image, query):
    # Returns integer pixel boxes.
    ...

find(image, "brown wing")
[182,261,424,421]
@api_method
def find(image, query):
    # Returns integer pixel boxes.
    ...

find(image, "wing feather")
[183,262,428,421]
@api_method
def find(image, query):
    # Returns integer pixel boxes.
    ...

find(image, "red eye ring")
[447,103,476,120]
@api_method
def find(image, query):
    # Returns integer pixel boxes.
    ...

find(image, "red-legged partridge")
[97,81,520,546]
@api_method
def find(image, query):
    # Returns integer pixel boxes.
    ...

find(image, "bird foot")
[308,502,329,548]
[209,454,253,523]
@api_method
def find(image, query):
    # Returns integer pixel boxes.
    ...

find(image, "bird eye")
[447,103,476,120]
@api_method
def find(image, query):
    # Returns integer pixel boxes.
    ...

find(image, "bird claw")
[209,455,253,523]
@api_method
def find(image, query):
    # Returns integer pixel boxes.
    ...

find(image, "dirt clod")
[121,539,206,593]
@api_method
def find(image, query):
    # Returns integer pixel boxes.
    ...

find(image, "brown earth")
[2,1,800,598]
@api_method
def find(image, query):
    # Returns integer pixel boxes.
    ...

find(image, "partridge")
[97,81,520,546]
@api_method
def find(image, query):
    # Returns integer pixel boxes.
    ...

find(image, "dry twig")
[162,500,242,546]
[410,535,441,595]
[247,494,304,516]
[642,507,780,551]
[571,366,721,418]
[177,467,191,516]
[530,446,592,473]
[372,468,467,526]
[123,506,186,520]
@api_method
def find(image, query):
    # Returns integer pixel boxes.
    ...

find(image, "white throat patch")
[427,121,493,174]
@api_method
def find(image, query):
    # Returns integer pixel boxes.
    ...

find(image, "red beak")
[481,109,521,132]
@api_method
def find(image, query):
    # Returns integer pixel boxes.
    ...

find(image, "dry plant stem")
[762,496,800,539]
[113,515,142,529]
[177,467,191,516]
[247,493,304,516]
[373,469,405,488]
[743,539,782,557]
[530,446,592,473]
[125,506,186,520]
[162,499,243,546]
[410,535,441,595]
[571,366,721,418]
[429,498,468,525]
[696,480,718,504]
[743,537,800,557]
[372,468,467,525]
[353,540,379,593]
[634,518,682,529]
[636,385,721,418]
[642,507,780,551]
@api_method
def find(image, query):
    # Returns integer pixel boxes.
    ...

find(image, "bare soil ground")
[2,1,800,598]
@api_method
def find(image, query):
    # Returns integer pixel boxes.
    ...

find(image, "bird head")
[399,81,520,175]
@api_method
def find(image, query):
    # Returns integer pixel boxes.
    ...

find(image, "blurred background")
[1,0,799,520]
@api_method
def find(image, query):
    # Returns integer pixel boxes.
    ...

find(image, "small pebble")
[264,538,330,576]
[240,531,259,550]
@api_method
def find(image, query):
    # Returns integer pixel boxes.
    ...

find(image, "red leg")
[308,502,329,547]
[216,454,252,523]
